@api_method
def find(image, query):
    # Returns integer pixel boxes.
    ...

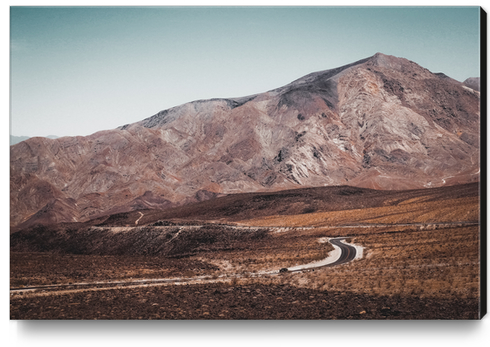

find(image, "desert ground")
[10,183,481,319]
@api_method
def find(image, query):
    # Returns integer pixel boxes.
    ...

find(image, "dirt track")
[10,237,359,297]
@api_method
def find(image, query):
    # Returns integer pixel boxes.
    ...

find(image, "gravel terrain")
[10,283,479,320]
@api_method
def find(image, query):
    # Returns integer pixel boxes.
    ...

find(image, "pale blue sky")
[10,6,481,137]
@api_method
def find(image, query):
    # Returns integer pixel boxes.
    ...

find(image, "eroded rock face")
[10,53,480,227]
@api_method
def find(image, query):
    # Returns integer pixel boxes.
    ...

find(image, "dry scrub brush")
[241,196,478,228]
[269,225,480,300]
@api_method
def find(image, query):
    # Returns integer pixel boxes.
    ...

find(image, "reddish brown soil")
[83,182,479,227]
[10,252,219,288]
[10,182,481,320]
[10,283,479,320]
[10,225,273,257]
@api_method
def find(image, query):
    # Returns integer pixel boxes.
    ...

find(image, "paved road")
[327,238,357,266]
[10,237,358,294]
[286,237,357,273]
[11,220,477,295]
[12,218,478,296]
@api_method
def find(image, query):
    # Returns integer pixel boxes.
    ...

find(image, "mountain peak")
[10,54,480,228]
[371,52,390,59]
[368,52,412,68]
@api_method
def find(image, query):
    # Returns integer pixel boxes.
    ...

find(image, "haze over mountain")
[10,135,30,146]
[10,135,59,146]
[10,53,480,229]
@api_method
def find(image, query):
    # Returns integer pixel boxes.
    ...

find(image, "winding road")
[285,237,358,273]
[134,212,144,225]
[328,238,358,266]
[10,237,359,295]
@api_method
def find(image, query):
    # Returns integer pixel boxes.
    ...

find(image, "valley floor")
[10,223,481,320]
[10,184,482,320]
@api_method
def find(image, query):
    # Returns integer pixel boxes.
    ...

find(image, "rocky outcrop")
[10,53,480,228]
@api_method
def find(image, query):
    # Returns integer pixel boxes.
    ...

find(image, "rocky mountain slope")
[10,53,480,228]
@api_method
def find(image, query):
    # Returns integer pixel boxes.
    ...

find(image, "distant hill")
[10,135,58,146]
[463,77,480,92]
[10,135,30,146]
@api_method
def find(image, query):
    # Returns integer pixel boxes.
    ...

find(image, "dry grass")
[11,186,481,307]
[241,225,480,300]
[9,253,219,287]
[225,191,480,301]
[188,231,335,274]
[240,196,479,227]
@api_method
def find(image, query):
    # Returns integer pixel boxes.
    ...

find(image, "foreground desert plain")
[10,182,480,319]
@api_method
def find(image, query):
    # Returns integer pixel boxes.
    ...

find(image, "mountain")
[463,77,480,92]
[10,53,480,229]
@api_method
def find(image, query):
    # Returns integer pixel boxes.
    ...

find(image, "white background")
[3,1,489,346]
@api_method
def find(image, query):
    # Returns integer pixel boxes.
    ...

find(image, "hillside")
[10,53,480,228]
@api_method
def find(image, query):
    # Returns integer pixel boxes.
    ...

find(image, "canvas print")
[10,6,483,320]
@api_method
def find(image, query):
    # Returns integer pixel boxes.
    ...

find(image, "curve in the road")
[327,238,358,267]
[10,237,359,294]
[134,212,144,225]
[285,237,357,273]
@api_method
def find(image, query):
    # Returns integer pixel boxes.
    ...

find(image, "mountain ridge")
[10,53,480,228]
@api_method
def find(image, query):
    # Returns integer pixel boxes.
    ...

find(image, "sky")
[9,5,481,137]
